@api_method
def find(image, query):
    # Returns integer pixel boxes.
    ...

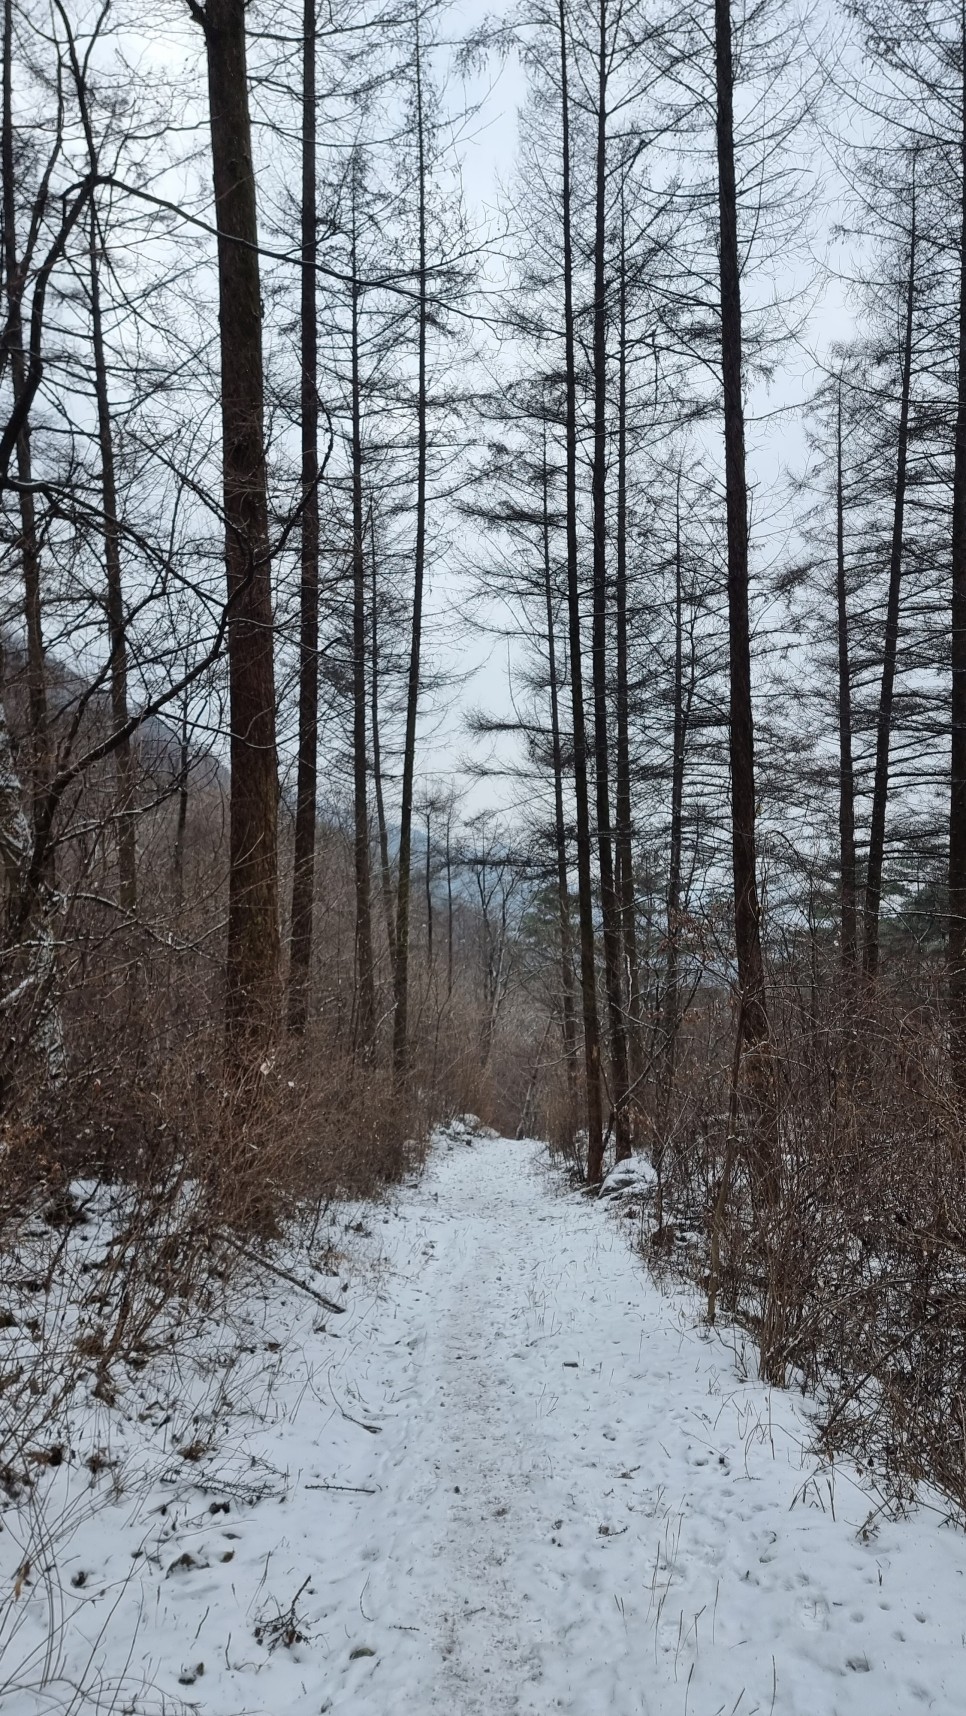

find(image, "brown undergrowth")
[541,966,966,1523]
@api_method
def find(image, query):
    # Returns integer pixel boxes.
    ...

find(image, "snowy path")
[5,1132,966,1715]
[324,1135,966,1716]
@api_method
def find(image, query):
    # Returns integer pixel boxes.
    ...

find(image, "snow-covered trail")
[5,1132,966,1716]
[317,1134,966,1716]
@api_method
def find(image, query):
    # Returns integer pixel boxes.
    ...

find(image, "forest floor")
[3,1128,966,1715]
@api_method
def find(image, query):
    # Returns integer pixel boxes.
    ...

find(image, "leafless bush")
[627,963,966,1519]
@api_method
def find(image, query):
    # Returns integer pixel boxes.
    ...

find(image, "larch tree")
[288,0,322,1035]
[187,0,281,1047]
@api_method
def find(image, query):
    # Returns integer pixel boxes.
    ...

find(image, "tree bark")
[194,0,280,1045]
[558,0,604,1181]
[287,0,320,1034]
[0,678,63,1098]
[864,189,916,980]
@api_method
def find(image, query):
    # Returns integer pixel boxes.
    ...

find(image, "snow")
[598,1156,658,1199]
[3,1134,966,1714]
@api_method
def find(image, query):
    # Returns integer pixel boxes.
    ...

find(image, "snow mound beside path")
[598,1154,658,1199]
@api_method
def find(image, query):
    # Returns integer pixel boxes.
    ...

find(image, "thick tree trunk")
[835,384,858,976]
[558,0,604,1181]
[541,424,579,1120]
[89,209,137,914]
[287,0,320,1035]
[2,0,47,829]
[714,0,776,1200]
[196,0,280,1044]
[393,5,428,1078]
[0,657,64,1097]
[864,195,916,980]
[949,52,966,1089]
[350,184,375,1052]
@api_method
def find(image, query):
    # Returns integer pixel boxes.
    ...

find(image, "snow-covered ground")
[3,1130,966,1714]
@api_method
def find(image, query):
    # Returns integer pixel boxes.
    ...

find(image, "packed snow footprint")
[4,1129,966,1715]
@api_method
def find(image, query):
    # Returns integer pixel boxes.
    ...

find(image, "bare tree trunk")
[446,808,454,1002]
[614,202,642,1111]
[541,419,579,1120]
[424,805,433,975]
[661,476,687,1140]
[192,0,280,1045]
[2,0,47,827]
[558,0,604,1180]
[0,657,63,1097]
[714,0,776,1203]
[1,700,40,1088]
[590,0,631,1165]
[0,668,31,939]
[835,383,858,977]
[350,175,375,1052]
[370,508,396,964]
[393,1,428,1078]
[952,34,966,1091]
[88,207,137,914]
[864,188,916,980]
[287,0,320,1035]
[173,699,189,912]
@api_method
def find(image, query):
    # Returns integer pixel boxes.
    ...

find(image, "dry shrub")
[193,1036,428,1229]
[13,1027,426,1224]
[0,984,428,1493]
[649,964,966,1520]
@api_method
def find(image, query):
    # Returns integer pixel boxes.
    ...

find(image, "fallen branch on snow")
[219,1233,347,1315]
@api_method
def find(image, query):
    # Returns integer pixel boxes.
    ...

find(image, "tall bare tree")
[288,0,321,1034]
[835,382,859,975]
[863,179,917,979]
[87,206,137,914]
[188,0,281,1045]
[392,0,430,1077]
[589,0,632,1164]
[713,0,776,1198]
[349,154,376,1051]
[557,0,604,1178]
[2,0,47,826]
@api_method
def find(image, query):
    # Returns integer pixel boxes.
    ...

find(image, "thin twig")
[305,1482,378,1494]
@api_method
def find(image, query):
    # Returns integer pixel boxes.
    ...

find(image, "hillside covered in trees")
[4,0,966,1708]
